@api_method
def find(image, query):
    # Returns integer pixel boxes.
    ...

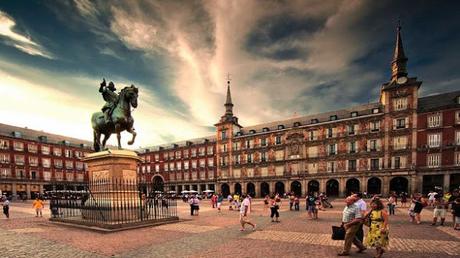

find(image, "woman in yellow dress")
[364,198,389,258]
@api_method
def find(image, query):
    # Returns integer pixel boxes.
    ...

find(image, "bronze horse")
[91,85,138,151]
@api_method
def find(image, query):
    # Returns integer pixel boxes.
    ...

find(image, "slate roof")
[138,135,217,153]
[417,90,460,113]
[0,123,92,149]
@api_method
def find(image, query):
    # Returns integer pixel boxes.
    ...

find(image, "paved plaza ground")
[0,198,459,258]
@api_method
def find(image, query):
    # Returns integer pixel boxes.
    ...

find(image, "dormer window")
[262,127,269,132]
[330,115,337,121]
[311,119,318,124]
[293,122,301,127]
[12,131,22,138]
[277,125,285,130]
[236,132,243,136]
[351,112,358,117]
[456,96,460,104]
[372,108,380,114]
[62,140,70,146]
[249,130,256,134]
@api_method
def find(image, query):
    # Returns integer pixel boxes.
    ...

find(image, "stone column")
[443,173,450,192]
[339,177,346,197]
[362,176,368,193]
[12,183,17,200]
[39,184,44,195]
[416,175,423,193]
[255,182,260,197]
[269,181,275,195]
[320,178,326,194]
[382,176,389,196]
[301,179,306,197]
[26,184,31,199]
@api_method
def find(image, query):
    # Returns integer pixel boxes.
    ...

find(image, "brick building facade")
[138,26,460,197]
[0,124,92,199]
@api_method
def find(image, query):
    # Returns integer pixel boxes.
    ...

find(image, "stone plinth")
[82,149,142,222]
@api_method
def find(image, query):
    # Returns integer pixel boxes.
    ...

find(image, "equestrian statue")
[91,78,139,151]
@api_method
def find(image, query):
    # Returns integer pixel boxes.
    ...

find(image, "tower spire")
[224,74,233,116]
[391,22,408,81]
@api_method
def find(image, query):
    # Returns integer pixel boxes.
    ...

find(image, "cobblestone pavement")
[0,199,459,257]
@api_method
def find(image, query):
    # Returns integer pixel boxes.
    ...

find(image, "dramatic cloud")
[0,11,52,58]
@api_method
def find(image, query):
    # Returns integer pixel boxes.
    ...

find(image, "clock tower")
[379,24,422,193]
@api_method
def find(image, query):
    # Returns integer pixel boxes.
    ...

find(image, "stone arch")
[260,182,270,197]
[275,181,285,195]
[308,180,320,194]
[389,177,408,194]
[151,175,164,192]
[234,183,242,195]
[246,182,255,197]
[326,179,339,197]
[290,180,302,196]
[367,177,382,195]
[346,178,360,196]
[221,183,230,197]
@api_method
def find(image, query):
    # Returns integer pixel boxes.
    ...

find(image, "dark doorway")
[152,176,164,192]
[422,175,443,194]
[221,183,230,196]
[346,178,360,196]
[367,177,382,195]
[275,181,285,195]
[290,181,302,196]
[261,182,270,197]
[247,183,255,197]
[450,174,460,191]
[389,177,408,194]
[234,183,242,195]
[326,179,339,197]
[308,180,320,194]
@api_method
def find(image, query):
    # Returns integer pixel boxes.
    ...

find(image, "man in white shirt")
[239,194,256,231]
[353,193,367,246]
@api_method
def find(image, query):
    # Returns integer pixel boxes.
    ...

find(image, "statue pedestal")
[82,149,142,223]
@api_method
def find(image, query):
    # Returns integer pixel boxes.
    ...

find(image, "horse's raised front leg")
[101,134,111,150]
[127,127,137,145]
[115,124,122,149]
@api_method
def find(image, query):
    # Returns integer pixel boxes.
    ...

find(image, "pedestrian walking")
[364,198,389,258]
[2,196,10,219]
[409,193,426,224]
[239,194,256,231]
[306,193,317,219]
[217,193,224,214]
[451,198,460,230]
[432,194,447,226]
[33,197,45,217]
[263,195,269,214]
[400,192,408,208]
[269,195,280,222]
[387,194,396,215]
[338,196,366,256]
[353,193,367,244]
[192,195,200,216]
[294,196,300,211]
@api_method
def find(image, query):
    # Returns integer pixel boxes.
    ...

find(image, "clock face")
[397,76,408,84]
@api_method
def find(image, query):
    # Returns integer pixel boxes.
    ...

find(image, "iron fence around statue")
[49,178,177,227]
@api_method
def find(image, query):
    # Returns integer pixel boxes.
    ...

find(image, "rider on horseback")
[99,79,118,125]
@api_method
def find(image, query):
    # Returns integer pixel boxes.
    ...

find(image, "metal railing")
[49,178,177,227]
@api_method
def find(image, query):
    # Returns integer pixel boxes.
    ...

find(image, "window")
[263,127,269,132]
[247,153,253,163]
[221,130,227,140]
[330,115,337,121]
[393,136,407,150]
[198,159,204,168]
[13,141,24,151]
[220,157,226,166]
[370,158,380,170]
[175,151,181,159]
[53,148,62,156]
[42,158,50,168]
[393,97,408,111]
[372,108,379,114]
[328,144,337,156]
[261,138,267,147]
[183,162,188,170]
[327,161,335,173]
[233,142,240,151]
[0,139,9,150]
[192,160,197,169]
[15,155,24,165]
[368,139,379,151]
[29,156,38,166]
[277,125,285,130]
[176,162,182,170]
[54,159,63,168]
[307,146,317,158]
[348,160,357,171]
[0,154,10,163]
[394,117,408,129]
[293,122,301,127]
[427,113,442,128]
[308,163,317,173]
[311,119,318,124]
[191,149,196,157]
[428,133,441,148]
[76,162,84,170]
[455,152,460,166]
[64,149,72,158]
[456,111,460,124]
[31,171,37,179]
[169,152,174,160]
[65,161,73,169]
[327,128,334,138]
[261,152,267,162]
[349,141,356,153]
[234,154,241,165]
[370,121,380,132]
[456,131,460,145]
[198,147,205,156]
[207,146,213,155]
[351,112,358,117]
[0,168,11,178]
[28,144,37,153]
[169,162,175,171]
[40,145,49,155]
[427,154,441,168]
[183,151,189,158]
[309,130,317,141]
[275,136,282,145]
[394,157,401,169]
[348,124,357,135]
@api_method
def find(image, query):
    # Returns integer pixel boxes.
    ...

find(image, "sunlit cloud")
[0,11,53,59]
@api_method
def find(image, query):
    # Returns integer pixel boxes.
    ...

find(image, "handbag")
[363,209,373,227]
[331,225,345,240]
